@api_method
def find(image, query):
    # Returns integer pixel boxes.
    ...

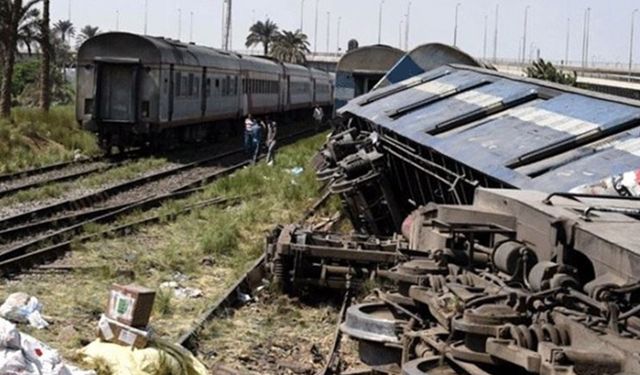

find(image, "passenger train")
[76,32,334,151]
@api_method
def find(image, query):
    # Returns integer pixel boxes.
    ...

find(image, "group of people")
[244,114,277,165]
[243,105,325,166]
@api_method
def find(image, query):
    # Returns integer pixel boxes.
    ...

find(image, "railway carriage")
[77,32,333,151]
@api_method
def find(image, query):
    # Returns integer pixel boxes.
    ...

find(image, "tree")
[53,19,74,45]
[1,0,42,117]
[525,58,577,86]
[39,0,50,111]
[76,25,99,48]
[16,6,39,55]
[245,19,278,55]
[270,30,310,64]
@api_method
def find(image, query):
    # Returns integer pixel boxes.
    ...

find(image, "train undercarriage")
[265,123,640,374]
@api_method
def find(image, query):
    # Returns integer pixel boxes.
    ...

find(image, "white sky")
[53,0,640,66]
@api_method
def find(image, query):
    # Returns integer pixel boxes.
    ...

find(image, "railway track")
[0,126,319,276]
[177,190,334,352]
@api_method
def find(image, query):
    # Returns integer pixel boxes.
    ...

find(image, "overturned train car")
[266,64,640,374]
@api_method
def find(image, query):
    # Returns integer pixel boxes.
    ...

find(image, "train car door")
[95,58,141,123]
[168,64,175,121]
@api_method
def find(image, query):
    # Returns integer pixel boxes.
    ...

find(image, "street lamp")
[116,10,120,31]
[378,0,385,44]
[582,7,591,67]
[493,4,499,61]
[300,0,305,32]
[630,9,639,77]
[177,8,182,40]
[522,5,530,63]
[564,18,570,65]
[314,0,319,53]
[483,14,488,59]
[453,3,460,47]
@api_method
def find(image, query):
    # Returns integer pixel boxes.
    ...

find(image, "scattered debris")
[159,281,203,299]
[0,292,49,329]
[290,167,304,176]
[0,317,93,375]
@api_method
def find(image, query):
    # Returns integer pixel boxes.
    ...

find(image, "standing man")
[265,117,278,166]
[313,105,324,130]
[244,114,255,156]
[251,118,264,164]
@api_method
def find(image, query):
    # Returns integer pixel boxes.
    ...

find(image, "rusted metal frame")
[318,288,353,375]
[288,243,398,263]
[383,146,468,206]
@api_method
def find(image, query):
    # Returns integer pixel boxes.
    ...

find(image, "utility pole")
[522,5,530,63]
[453,3,460,47]
[177,8,182,40]
[565,17,570,65]
[326,11,331,53]
[378,0,385,44]
[67,0,71,21]
[144,0,148,34]
[399,20,403,48]
[314,0,319,53]
[582,7,591,67]
[337,16,341,52]
[222,0,232,50]
[630,9,638,77]
[483,15,488,59]
[404,1,411,50]
[300,0,305,32]
[116,10,120,31]
[190,11,194,42]
[493,4,499,61]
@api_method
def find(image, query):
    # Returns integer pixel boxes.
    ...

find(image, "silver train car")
[76,32,334,150]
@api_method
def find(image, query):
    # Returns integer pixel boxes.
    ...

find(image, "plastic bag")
[0,292,49,329]
[0,317,93,375]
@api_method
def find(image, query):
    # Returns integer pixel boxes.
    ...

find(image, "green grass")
[0,106,99,173]
[0,133,333,369]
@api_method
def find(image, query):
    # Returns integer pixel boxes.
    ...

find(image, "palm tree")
[525,58,577,86]
[245,19,278,55]
[0,0,41,117]
[270,30,310,64]
[16,7,40,55]
[76,25,99,48]
[53,19,74,45]
[39,0,50,111]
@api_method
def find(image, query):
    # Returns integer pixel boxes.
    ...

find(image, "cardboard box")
[97,314,150,349]
[106,284,156,328]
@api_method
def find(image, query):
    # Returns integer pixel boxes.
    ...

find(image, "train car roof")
[336,45,405,74]
[78,32,242,69]
[375,43,494,89]
[238,55,283,74]
[283,62,312,76]
[339,64,640,193]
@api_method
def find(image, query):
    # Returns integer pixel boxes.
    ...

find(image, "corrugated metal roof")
[338,65,640,193]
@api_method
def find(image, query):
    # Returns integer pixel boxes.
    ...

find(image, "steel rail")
[0,147,245,231]
[0,196,238,276]
[0,126,321,275]
[0,162,120,199]
[177,189,333,350]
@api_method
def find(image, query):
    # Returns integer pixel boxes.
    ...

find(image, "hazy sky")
[52,0,639,66]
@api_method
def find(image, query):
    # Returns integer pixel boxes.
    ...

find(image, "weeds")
[0,106,99,173]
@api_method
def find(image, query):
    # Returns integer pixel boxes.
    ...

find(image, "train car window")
[188,74,194,96]
[194,77,200,96]
[226,76,231,96]
[215,79,220,89]
[181,76,188,96]
[206,78,211,97]
[163,78,168,94]
[234,77,238,95]
[175,73,182,97]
